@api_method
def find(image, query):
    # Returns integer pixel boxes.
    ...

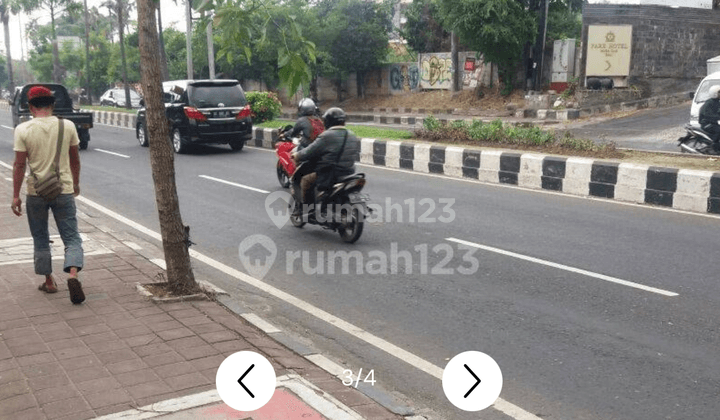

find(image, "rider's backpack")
[309,117,325,141]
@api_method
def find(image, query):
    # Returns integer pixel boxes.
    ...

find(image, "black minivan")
[136,79,253,153]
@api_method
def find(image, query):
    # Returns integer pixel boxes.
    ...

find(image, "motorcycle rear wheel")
[338,207,364,244]
[277,161,290,188]
[290,199,306,228]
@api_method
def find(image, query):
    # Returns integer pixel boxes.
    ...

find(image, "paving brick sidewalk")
[0,171,401,419]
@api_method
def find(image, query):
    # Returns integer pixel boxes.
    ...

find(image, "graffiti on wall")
[389,64,419,92]
[419,53,453,89]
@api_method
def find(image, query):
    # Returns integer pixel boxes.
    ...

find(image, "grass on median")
[258,120,414,141]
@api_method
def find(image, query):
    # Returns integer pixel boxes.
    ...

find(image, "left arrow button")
[237,364,255,398]
[216,351,276,411]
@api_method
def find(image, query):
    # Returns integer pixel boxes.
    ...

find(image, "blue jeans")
[26,194,84,275]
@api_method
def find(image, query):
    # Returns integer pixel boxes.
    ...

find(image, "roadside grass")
[82,105,138,113]
[258,120,414,141]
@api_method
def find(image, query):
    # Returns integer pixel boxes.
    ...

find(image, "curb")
[251,126,720,216]
[19,105,716,216]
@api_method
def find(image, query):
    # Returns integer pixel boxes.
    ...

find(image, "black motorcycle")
[678,124,719,155]
[289,162,371,243]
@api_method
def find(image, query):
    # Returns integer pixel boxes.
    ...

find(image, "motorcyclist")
[699,84,720,153]
[292,107,359,209]
[290,98,324,151]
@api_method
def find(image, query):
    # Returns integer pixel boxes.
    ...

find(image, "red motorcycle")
[275,125,298,188]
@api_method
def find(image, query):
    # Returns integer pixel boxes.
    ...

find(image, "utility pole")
[451,31,459,92]
[83,0,92,104]
[186,0,193,79]
[206,11,215,79]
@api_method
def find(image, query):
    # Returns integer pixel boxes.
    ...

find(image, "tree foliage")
[436,0,536,92]
[400,0,449,54]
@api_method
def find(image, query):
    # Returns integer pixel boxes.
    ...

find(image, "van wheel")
[230,140,245,151]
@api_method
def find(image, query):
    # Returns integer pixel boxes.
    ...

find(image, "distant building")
[581,0,720,97]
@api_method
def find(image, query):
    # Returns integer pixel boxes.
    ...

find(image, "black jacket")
[290,116,322,149]
[699,98,720,126]
[296,126,359,190]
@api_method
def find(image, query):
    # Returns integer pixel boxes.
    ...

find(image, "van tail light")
[236,104,252,120]
[184,107,207,122]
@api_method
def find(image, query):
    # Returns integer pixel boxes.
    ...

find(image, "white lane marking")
[1,125,13,130]
[199,174,270,194]
[241,313,282,334]
[95,148,131,158]
[72,194,541,420]
[0,161,12,170]
[446,237,678,297]
[3,177,10,182]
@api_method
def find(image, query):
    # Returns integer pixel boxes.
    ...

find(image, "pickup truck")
[10,84,94,150]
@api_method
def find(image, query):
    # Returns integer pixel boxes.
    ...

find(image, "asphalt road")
[2,112,719,420]
[560,102,691,152]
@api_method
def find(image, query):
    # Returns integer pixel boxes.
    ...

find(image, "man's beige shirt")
[13,116,80,196]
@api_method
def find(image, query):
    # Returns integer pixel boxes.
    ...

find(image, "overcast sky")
[1,0,189,60]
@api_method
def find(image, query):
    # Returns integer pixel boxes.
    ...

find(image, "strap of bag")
[53,118,65,177]
[334,130,348,164]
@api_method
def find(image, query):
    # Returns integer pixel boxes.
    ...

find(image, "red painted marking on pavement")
[198,389,327,420]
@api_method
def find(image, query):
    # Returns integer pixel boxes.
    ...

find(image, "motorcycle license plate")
[349,193,370,204]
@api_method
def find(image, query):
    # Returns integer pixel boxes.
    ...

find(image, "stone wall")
[582,4,720,98]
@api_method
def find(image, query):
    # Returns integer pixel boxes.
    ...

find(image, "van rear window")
[695,81,720,103]
[187,84,247,108]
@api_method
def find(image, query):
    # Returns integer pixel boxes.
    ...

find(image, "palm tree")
[0,2,15,92]
[102,0,135,108]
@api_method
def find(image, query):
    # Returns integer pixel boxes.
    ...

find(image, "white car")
[99,88,143,108]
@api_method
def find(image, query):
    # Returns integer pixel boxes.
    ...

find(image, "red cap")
[28,86,54,101]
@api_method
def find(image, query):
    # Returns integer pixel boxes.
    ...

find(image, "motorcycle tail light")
[183,107,207,122]
[236,105,252,119]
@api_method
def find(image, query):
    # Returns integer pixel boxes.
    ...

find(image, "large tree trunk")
[157,1,169,81]
[1,11,14,93]
[138,0,198,295]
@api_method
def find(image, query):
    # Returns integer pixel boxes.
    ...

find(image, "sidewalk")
[0,167,404,419]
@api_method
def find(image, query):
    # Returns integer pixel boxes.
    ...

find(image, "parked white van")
[690,71,720,128]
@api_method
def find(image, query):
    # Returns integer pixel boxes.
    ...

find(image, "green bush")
[417,117,612,153]
[246,91,282,124]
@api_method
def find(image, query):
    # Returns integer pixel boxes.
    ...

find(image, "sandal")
[67,278,85,304]
[38,278,58,294]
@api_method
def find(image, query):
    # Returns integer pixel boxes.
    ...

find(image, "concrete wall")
[582,4,720,98]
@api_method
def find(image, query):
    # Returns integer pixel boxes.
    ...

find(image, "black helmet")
[298,98,316,117]
[323,107,346,129]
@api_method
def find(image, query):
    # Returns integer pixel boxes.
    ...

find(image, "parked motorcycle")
[275,125,297,188]
[289,162,371,243]
[678,125,719,155]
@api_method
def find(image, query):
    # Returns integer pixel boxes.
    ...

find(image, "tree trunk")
[356,72,364,99]
[119,0,131,109]
[84,0,92,104]
[157,1,169,81]
[137,0,198,295]
[1,11,14,93]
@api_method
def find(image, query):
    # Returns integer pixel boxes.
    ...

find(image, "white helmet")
[710,85,720,99]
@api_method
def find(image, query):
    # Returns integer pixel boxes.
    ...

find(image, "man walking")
[11,85,85,304]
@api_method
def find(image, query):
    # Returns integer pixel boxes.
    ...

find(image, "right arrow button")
[463,364,481,398]
[442,351,503,412]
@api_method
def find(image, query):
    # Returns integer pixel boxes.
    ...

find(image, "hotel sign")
[586,25,632,77]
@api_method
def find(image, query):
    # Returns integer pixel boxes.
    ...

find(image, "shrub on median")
[417,116,615,153]
[246,91,282,124]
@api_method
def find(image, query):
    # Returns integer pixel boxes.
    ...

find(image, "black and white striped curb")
[253,126,720,215]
